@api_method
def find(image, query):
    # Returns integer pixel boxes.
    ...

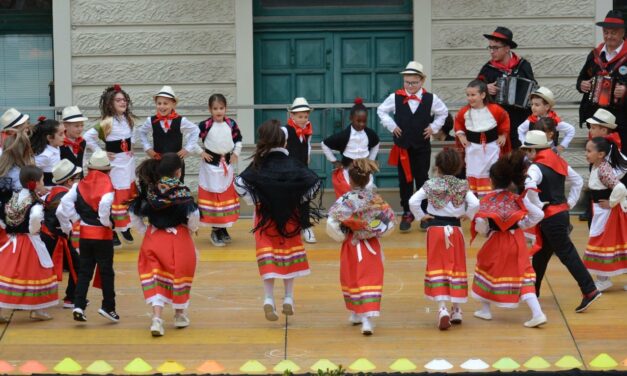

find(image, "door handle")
[326,48,332,70]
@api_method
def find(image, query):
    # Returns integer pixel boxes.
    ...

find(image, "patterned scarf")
[4,193,33,227]
[63,136,84,155]
[153,111,180,131]
[147,177,192,209]
[423,175,468,209]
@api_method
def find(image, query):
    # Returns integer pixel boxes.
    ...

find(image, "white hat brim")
[529,93,555,107]
[4,113,29,129]
[400,70,425,77]
[586,117,617,129]
[154,93,177,102]
[52,167,83,184]
[87,164,111,171]
[63,116,88,123]
[289,106,313,113]
[520,142,553,149]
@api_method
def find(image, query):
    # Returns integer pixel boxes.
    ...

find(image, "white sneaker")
[595,279,613,292]
[174,313,190,328]
[302,228,317,243]
[282,296,294,316]
[361,317,373,335]
[150,317,164,337]
[263,299,278,321]
[524,313,547,328]
[473,310,492,321]
[450,308,463,324]
[348,312,362,325]
[438,308,451,330]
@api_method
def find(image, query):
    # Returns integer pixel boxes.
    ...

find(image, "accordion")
[588,75,614,106]
[495,76,537,108]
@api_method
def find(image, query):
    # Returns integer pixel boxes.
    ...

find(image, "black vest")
[43,172,54,187]
[4,204,32,234]
[537,164,567,205]
[151,116,183,154]
[60,140,86,169]
[76,190,107,227]
[393,92,434,149]
[285,125,310,164]
[43,189,67,236]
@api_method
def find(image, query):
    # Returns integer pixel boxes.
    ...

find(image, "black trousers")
[41,232,80,301]
[532,211,596,296]
[74,238,116,311]
[397,146,430,213]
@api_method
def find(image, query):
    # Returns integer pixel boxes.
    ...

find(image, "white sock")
[452,303,461,312]
[283,278,294,298]
[479,302,491,314]
[263,279,275,301]
[597,275,609,282]
[361,316,371,325]
[524,295,544,318]
[438,301,447,310]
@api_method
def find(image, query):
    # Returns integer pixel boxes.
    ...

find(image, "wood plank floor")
[0,219,625,373]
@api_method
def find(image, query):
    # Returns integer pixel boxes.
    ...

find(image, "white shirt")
[321,127,380,162]
[602,41,624,61]
[517,119,576,148]
[461,107,497,133]
[377,89,448,134]
[34,145,60,173]
[204,121,236,155]
[57,182,114,234]
[84,116,135,153]
[136,115,201,154]
[524,164,583,210]
[408,187,480,221]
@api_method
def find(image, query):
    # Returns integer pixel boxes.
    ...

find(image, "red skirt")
[198,184,240,227]
[0,234,58,309]
[112,183,137,230]
[472,229,536,307]
[340,234,384,317]
[138,225,197,308]
[424,226,468,302]
[255,215,310,279]
[467,176,493,199]
[584,205,627,277]
[332,169,351,199]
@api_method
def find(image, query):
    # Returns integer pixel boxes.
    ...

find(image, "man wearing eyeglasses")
[377,61,449,233]
[478,26,535,148]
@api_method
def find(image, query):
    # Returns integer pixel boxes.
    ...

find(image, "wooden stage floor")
[0,219,625,374]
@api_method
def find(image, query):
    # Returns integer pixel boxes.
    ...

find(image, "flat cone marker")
[524,356,551,370]
[197,360,225,374]
[274,360,301,373]
[53,357,82,373]
[124,358,153,374]
[492,357,520,370]
[349,358,376,372]
[86,360,114,374]
[424,358,453,371]
[389,358,417,372]
[157,361,185,374]
[239,360,266,373]
[19,360,47,374]
[589,353,618,369]
[460,359,490,370]
[555,355,582,369]
[310,359,338,372]
[0,361,15,373]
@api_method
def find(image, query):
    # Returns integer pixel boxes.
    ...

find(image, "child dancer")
[471,151,547,327]
[0,127,33,191]
[583,137,627,291]
[31,116,65,187]
[60,106,88,169]
[321,98,380,198]
[58,150,119,323]
[284,97,318,243]
[41,159,82,308]
[517,87,575,153]
[0,108,30,154]
[0,166,57,320]
[84,84,136,246]
[136,86,200,182]
[455,79,510,199]
[409,149,479,330]
[197,93,242,246]
[326,159,395,335]
[521,130,601,312]
[235,120,321,321]
[129,153,200,337]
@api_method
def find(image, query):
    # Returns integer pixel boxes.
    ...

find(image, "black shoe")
[419,220,430,232]
[578,212,590,222]
[575,290,601,313]
[112,232,122,248]
[120,229,134,244]
[221,228,232,244]
[399,212,414,233]
[210,229,225,247]
[98,308,120,322]
[72,308,87,322]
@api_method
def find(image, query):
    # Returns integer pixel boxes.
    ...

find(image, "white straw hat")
[87,150,112,171]
[586,108,617,129]
[61,106,88,123]
[400,61,425,77]
[1,108,29,130]
[288,97,312,113]
[52,159,82,184]
[530,87,556,107]
[154,85,177,102]
[521,130,553,149]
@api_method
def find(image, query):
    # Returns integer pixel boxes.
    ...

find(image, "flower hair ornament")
[113,84,122,92]
[354,97,363,105]
[37,115,47,122]
[26,180,37,191]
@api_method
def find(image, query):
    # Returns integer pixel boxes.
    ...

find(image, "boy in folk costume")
[377,61,449,232]
[521,131,601,312]
[136,85,200,182]
[58,150,119,323]
[41,159,82,309]
[60,106,88,169]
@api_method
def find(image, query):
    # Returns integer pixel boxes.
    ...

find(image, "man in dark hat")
[477,26,535,148]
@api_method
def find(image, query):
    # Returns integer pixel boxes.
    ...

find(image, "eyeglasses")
[404,81,422,86]
[487,45,505,51]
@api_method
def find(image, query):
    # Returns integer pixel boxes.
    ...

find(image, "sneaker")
[120,229,134,244]
[174,313,190,328]
[72,308,87,322]
[210,230,225,247]
[0,315,9,323]
[578,212,590,222]
[473,310,492,321]
[282,296,294,316]
[438,308,451,330]
[524,313,547,328]
[399,212,414,233]
[220,228,232,244]
[348,312,362,325]
[575,290,602,313]
[98,308,120,322]
[112,232,122,248]
[450,308,463,324]
[361,317,373,336]
[30,310,52,321]
[419,219,430,232]
[263,301,278,321]
[302,228,317,243]
[62,299,74,309]
[595,279,613,292]
[150,317,164,337]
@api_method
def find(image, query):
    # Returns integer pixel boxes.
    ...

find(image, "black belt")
[340,156,354,167]
[488,218,519,231]
[425,214,461,228]
[466,128,498,144]
[204,149,231,166]
[105,138,131,153]
[590,189,611,203]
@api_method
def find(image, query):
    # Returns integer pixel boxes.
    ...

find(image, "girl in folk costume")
[455,79,511,198]
[197,93,242,247]
[31,116,65,187]
[471,151,547,328]
[60,106,88,169]
[136,86,201,182]
[583,137,627,292]
[0,127,34,192]
[0,166,58,321]
[326,159,395,335]
[84,84,137,246]
[0,108,30,155]
[321,98,380,198]
[128,153,200,337]
[235,120,322,322]
[409,149,479,330]
[41,160,82,309]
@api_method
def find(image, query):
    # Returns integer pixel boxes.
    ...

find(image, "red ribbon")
[120,139,129,153]
[153,110,180,131]
[63,136,84,155]
[605,132,622,150]
[287,118,312,139]
[388,145,412,182]
[26,181,36,191]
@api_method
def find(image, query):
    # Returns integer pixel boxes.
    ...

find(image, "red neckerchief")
[153,110,180,131]
[592,42,627,74]
[287,117,312,139]
[470,190,527,243]
[63,136,84,155]
[534,148,568,176]
[489,52,521,74]
[395,88,425,104]
[528,110,561,125]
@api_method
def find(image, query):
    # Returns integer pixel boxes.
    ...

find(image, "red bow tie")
[403,94,421,104]
[63,137,84,155]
